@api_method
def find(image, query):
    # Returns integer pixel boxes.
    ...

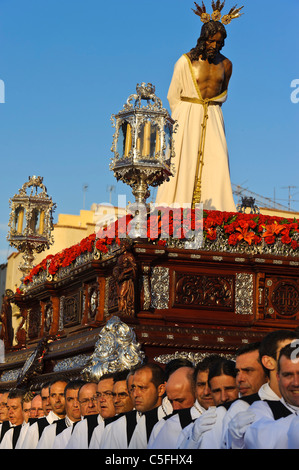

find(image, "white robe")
[148,401,205,449]
[156,54,236,212]
[177,406,226,450]
[15,422,31,449]
[221,383,279,449]
[21,411,60,449]
[244,398,299,449]
[178,383,279,449]
[128,399,173,449]
[287,415,299,448]
[52,424,73,449]
[95,412,141,449]
[0,421,11,445]
[0,422,27,449]
[90,417,118,449]
[65,414,103,449]
[36,416,74,449]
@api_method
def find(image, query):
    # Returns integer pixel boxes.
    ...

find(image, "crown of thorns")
[192,1,244,25]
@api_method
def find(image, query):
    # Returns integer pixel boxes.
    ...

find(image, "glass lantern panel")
[14,206,26,234]
[13,207,19,231]
[164,124,172,161]
[138,121,159,158]
[150,123,160,158]
[116,121,132,158]
[30,208,40,234]
[38,210,45,235]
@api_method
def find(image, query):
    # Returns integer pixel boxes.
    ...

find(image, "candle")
[124,123,132,157]
[143,121,151,156]
[39,210,45,235]
[17,208,24,233]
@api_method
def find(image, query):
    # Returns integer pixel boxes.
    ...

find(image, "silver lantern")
[110,83,176,237]
[7,176,56,278]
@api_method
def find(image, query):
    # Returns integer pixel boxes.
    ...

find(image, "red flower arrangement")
[22,208,299,288]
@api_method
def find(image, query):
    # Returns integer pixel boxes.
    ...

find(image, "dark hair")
[188,20,227,61]
[193,354,223,381]
[113,370,131,383]
[259,330,299,377]
[133,363,165,388]
[48,378,69,392]
[64,379,86,397]
[8,388,26,401]
[99,372,115,382]
[208,358,236,385]
[165,358,194,381]
[277,341,299,374]
[40,381,51,391]
[235,342,261,358]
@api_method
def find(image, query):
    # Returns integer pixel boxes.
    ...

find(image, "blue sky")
[0,0,298,263]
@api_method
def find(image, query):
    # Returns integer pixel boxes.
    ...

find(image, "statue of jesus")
[156,2,243,212]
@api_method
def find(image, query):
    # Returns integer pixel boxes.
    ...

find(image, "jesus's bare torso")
[190,53,232,99]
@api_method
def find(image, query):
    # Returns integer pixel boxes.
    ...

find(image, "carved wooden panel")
[272,282,299,317]
[28,304,41,339]
[60,292,81,327]
[263,277,299,321]
[107,276,118,313]
[173,273,234,310]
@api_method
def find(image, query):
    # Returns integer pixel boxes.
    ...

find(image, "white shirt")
[222,383,280,449]
[91,412,139,449]
[287,415,299,448]
[177,384,280,450]
[89,417,112,449]
[66,414,102,449]
[0,421,27,449]
[129,400,173,450]
[244,397,299,449]
[148,401,205,449]
[52,423,74,449]
[15,421,31,449]
[0,421,11,443]
[21,411,60,449]
[177,406,226,449]
[36,416,74,449]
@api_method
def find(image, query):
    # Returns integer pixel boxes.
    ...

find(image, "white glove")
[192,406,217,441]
[228,410,256,440]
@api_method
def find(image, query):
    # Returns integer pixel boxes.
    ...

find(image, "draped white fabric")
[156,54,236,212]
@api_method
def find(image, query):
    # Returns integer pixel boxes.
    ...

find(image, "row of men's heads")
[1,329,299,426]
[127,329,299,411]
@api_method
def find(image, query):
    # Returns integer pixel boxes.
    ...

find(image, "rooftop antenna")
[107,185,115,205]
[83,184,88,210]
[282,186,297,210]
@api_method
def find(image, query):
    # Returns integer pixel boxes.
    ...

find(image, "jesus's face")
[205,31,223,61]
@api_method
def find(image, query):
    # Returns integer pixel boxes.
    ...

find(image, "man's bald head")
[166,366,196,411]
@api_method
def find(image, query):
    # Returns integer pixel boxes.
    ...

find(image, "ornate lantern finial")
[110,83,176,237]
[7,176,56,278]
